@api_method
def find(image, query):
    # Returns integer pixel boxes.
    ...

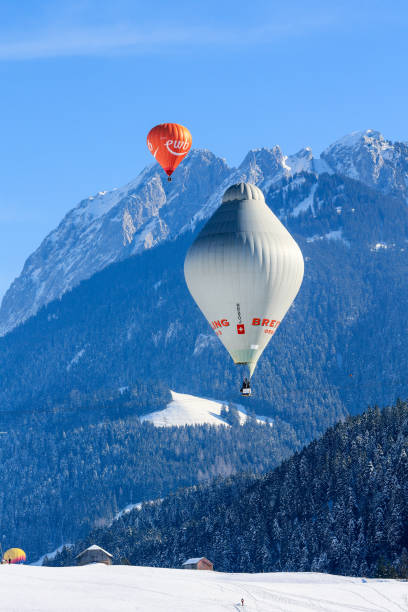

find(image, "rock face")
[0,145,302,334]
[1,129,408,335]
[0,150,230,335]
[321,129,408,198]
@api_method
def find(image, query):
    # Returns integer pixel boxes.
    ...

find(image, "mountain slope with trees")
[52,401,408,578]
[0,401,296,561]
[0,171,408,434]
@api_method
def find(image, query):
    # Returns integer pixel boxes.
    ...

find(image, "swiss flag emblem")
[237,324,245,334]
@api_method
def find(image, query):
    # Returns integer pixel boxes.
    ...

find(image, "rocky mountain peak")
[0,149,231,335]
[321,129,408,197]
[286,147,315,175]
[238,146,288,182]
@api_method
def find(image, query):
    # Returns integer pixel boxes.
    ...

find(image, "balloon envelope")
[4,547,26,563]
[184,183,304,376]
[147,123,192,178]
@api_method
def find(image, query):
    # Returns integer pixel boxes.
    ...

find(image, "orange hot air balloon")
[147,123,192,181]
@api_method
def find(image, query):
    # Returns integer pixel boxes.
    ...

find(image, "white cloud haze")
[0,18,335,61]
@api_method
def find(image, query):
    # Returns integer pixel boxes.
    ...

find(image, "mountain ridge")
[2,129,407,335]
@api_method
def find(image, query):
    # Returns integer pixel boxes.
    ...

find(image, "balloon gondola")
[240,377,251,397]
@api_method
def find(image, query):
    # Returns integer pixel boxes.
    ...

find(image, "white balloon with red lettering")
[184,182,304,377]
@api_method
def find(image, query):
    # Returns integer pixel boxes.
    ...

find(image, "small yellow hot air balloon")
[3,547,26,564]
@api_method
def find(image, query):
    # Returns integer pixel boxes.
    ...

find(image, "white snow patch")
[373,242,388,250]
[281,155,291,171]
[75,190,121,222]
[66,348,85,371]
[111,499,163,525]
[285,148,313,174]
[329,130,368,149]
[312,157,334,174]
[291,183,317,217]
[193,333,219,356]
[112,502,142,523]
[151,330,162,347]
[325,230,345,241]
[140,391,272,428]
[130,217,165,253]
[306,229,350,246]
[165,321,182,344]
[75,167,152,223]
[0,566,405,611]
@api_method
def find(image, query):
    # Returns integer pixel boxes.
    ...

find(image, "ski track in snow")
[0,566,406,612]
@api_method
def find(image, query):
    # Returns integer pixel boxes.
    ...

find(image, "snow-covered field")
[0,565,406,612]
[140,390,272,427]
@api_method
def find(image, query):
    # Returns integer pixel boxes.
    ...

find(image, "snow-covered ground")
[0,565,406,611]
[140,390,272,427]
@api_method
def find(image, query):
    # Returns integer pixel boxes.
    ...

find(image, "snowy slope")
[0,565,405,612]
[140,390,272,427]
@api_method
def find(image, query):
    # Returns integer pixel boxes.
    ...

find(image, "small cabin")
[182,557,213,571]
[76,544,113,566]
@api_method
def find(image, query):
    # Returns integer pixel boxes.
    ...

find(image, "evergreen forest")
[49,401,408,578]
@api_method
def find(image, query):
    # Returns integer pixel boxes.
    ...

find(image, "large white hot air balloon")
[184,182,304,395]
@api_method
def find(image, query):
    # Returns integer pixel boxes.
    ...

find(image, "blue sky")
[0,0,407,298]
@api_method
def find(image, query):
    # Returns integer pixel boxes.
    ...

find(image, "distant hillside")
[0,396,296,561]
[53,400,408,578]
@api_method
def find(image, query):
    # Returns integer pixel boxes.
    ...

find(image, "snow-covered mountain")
[1,129,407,335]
[0,145,310,335]
[321,129,408,198]
[0,150,230,335]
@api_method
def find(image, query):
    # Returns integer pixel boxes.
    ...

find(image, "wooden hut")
[182,557,213,571]
[76,544,113,566]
